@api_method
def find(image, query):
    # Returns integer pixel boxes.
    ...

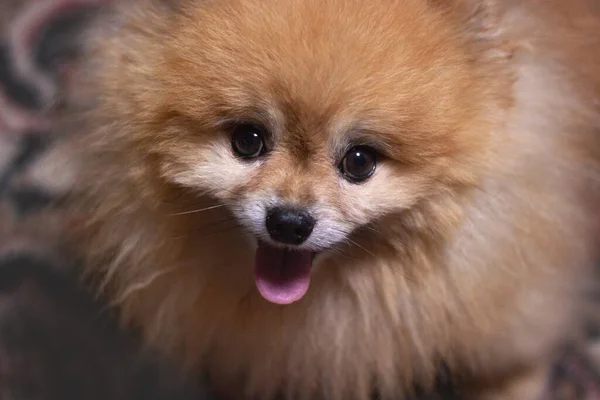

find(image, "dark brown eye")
[231,124,267,158]
[340,146,377,182]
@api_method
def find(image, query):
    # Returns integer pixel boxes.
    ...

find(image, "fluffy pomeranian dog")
[68,0,600,398]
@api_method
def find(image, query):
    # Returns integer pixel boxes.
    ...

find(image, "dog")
[67,0,600,398]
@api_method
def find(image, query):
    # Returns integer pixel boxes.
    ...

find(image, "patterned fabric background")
[0,1,599,399]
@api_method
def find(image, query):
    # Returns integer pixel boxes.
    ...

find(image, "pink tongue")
[254,243,312,305]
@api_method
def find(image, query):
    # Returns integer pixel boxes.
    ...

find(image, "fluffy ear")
[430,0,515,61]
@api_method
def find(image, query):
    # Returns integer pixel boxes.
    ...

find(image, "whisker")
[364,225,384,235]
[186,216,241,232]
[329,247,355,260]
[168,203,226,216]
[338,233,416,283]
[344,237,376,258]
[170,221,244,241]
[388,265,416,283]
[164,185,240,202]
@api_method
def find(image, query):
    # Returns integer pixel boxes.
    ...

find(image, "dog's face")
[121,0,504,304]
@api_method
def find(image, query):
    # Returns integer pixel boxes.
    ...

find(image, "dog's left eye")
[340,146,377,183]
[231,124,267,158]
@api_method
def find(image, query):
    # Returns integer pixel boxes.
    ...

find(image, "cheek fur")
[338,165,424,224]
[308,205,354,249]
[229,192,277,240]
[163,139,260,198]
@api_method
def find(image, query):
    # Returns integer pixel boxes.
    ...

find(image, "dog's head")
[91,0,511,304]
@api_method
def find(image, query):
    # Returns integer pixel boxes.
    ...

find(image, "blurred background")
[0,1,599,399]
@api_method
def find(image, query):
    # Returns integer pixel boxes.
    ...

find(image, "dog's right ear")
[429,0,515,62]
[428,0,499,40]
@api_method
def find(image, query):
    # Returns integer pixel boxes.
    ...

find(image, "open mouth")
[254,241,315,305]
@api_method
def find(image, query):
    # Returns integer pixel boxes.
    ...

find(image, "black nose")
[266,207,316,245]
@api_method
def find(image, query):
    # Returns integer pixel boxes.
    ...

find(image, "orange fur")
[68,0,600,398]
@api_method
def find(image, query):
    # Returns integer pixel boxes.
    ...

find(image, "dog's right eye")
[339,146,377,183]
[231,124,267,159]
